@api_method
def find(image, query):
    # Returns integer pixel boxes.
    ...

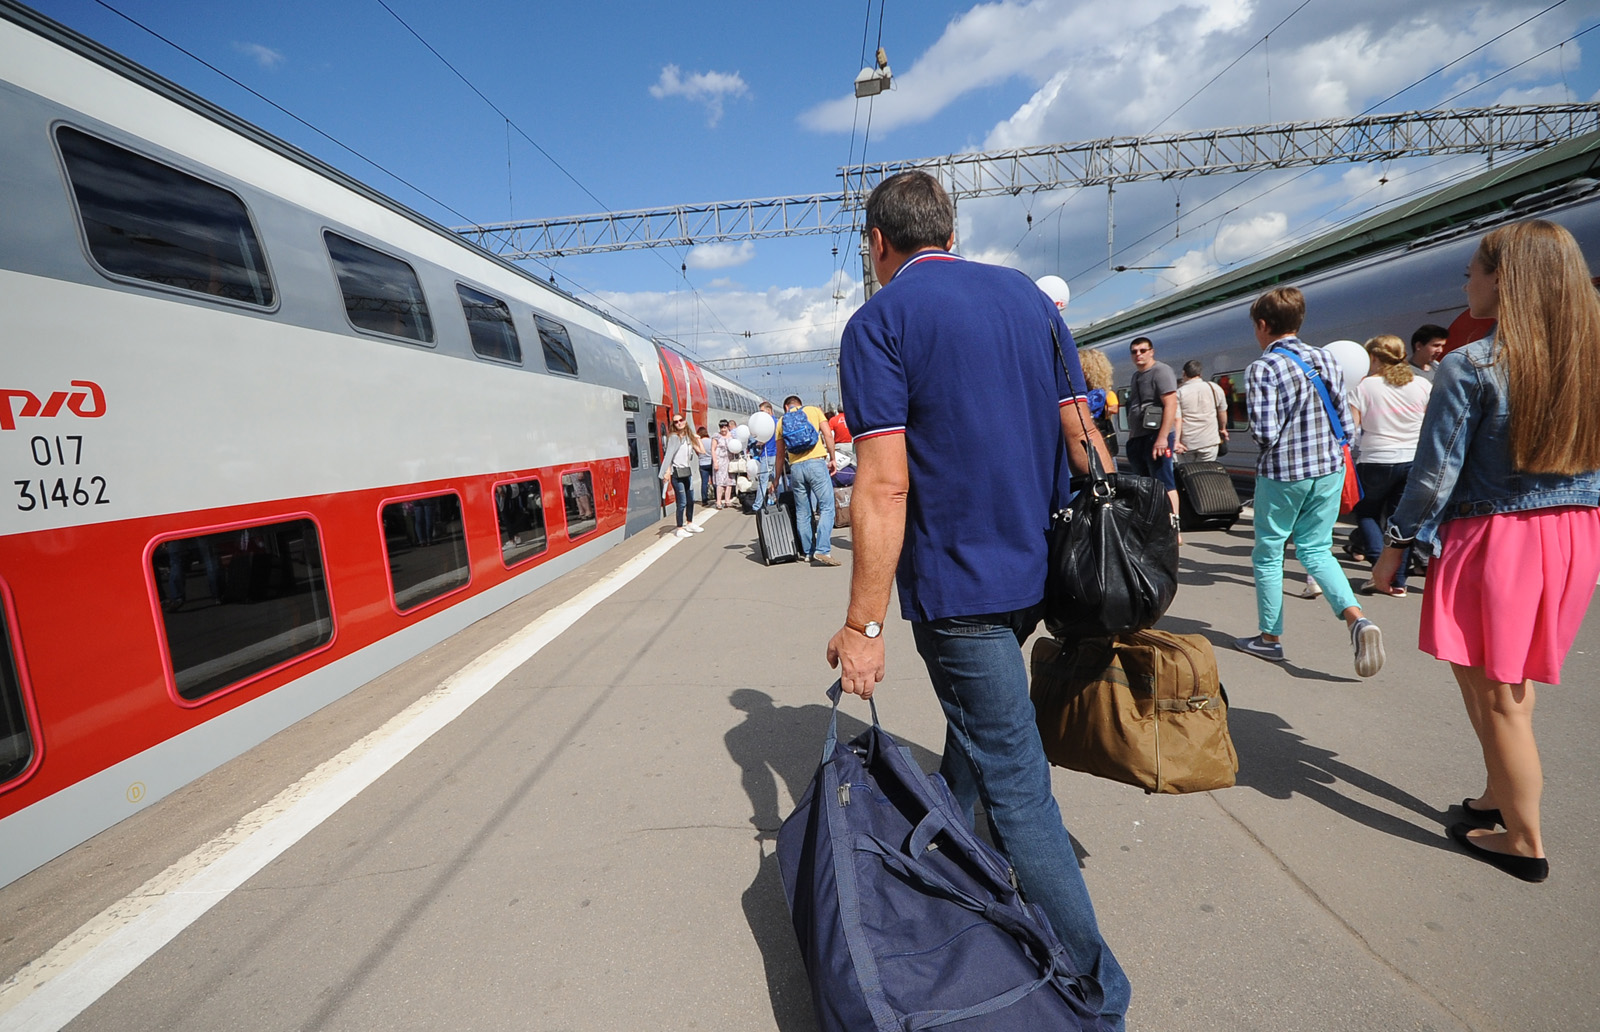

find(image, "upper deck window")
[56,127,274,307]
[536,315,578,376]
[457,283,522,364]
[324,232,434,343]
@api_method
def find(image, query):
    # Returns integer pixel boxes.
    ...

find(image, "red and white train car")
[0,2,761,886]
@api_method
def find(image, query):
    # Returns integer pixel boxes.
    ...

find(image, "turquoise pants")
[1251,470,1358,636]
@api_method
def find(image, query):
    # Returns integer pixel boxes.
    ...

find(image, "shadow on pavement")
[724,690,942,1032]
[1227,706,1454,851]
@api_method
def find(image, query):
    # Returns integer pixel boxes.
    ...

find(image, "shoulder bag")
[1045,327,1180,640]
[1272,346,1362,514]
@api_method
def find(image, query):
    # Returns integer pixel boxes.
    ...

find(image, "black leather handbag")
[1047,328,1180,640]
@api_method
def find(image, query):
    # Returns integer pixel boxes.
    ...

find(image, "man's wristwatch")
[845,617,883,639]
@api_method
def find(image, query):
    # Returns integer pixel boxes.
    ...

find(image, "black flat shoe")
[1460,798,1503,827]
[1448,823,1548,883]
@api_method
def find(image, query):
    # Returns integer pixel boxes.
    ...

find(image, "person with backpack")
[771,394,839,566]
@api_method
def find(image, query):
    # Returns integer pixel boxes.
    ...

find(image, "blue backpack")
[781,408,820,455]
[777,684,1108,1032]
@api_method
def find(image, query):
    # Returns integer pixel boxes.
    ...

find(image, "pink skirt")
[1420,506,1600,684]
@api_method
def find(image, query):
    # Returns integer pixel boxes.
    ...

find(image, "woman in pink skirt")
[1373,219,1600,883]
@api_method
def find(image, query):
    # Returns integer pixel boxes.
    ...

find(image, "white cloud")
[1214,212,1288,263]
[685,241,756,270]
[650,64,749,127]
[233,42,284,70]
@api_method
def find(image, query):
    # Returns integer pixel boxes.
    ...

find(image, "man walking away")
[755,400,778,508]
[772,395,839,566]
[697,425,714,505]
[1174,359,1228,463]
[1124,337,1181,531]
[1235,286,1384,677]
[1408,323,1447,382]
[828,170,1130,1029]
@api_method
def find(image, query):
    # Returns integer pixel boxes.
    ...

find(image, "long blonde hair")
[1365,334,1413,387]
[1079,347,1115,392]
[1474,220,1600,474]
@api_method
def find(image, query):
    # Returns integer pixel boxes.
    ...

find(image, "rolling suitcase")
[757,501,801,565]
[1175,460,1242,531]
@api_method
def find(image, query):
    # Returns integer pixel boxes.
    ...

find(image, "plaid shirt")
[1247,337,1351,482]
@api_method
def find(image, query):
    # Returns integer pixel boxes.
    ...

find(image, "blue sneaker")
[1234,635,1285,662]
[1351,617,1385,677]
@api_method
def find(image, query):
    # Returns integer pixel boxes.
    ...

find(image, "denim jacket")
[1388,335,1600,555]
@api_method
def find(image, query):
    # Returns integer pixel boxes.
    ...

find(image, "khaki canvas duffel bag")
[1030,630,1238,794]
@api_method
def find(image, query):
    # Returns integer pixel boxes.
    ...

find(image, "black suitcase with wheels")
[758,502,802,565]
[1176,460,1242,531]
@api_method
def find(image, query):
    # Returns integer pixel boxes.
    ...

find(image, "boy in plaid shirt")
[1235,287,1384,678]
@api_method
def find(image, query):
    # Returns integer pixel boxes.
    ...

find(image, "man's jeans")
[789,456,835,557]
[910,608,1131,1029]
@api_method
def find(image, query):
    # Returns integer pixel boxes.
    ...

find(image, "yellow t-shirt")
[783,405,830,465]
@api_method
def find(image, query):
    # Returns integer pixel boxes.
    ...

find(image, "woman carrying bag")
[661,415,707,539]
[1372,220,1600,883]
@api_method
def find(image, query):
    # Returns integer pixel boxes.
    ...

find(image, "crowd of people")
[658,393,854,565]
[659,168,1597,1026]
[813,167,1597,1027]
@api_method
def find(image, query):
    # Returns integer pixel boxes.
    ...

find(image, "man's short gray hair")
[864,171,955,254]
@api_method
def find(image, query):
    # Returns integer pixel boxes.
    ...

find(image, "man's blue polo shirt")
[840,250,1088,623]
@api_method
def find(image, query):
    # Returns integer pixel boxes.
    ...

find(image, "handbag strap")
[1049,322,1113,496]
[1271,344,1351,447]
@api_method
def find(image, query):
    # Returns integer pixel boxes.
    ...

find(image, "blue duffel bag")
[777,683,1108,1032]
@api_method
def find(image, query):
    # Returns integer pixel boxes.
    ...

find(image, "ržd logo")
[1,381,106,431]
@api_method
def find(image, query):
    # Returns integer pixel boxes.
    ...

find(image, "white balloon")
[749,411,776,443]
[727,437,744,455]
[1323,340,1370,393]
[1035,274,1070,312]
[735,424,751,444]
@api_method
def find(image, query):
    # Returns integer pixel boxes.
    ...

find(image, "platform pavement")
[2,505,1597,1032]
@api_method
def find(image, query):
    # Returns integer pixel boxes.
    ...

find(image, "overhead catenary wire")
[1072,5,1593,307]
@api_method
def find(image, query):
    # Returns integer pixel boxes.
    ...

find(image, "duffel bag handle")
[822,679,881,767]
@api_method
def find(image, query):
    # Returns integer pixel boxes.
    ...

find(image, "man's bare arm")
[1060,400,1115,474]
[827,433,909,697]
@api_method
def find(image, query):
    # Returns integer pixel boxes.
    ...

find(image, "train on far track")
[0,1,764,886]
[1074,153,1600,480]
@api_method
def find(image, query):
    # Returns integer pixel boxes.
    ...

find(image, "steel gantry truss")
[456,103,1600,260]
[699,346,841,372]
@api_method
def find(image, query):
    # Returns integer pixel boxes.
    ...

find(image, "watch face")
[865,622,882,638]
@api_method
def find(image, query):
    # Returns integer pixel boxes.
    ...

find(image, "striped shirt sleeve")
[840,310,908,442]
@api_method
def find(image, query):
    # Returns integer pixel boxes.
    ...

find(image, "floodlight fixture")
[854,46,893,98]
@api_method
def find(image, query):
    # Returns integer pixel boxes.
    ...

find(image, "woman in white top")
[660,414,706,538]
[1349,334,1432,593]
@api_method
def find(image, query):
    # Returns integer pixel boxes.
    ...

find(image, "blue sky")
[27,0,1600,404]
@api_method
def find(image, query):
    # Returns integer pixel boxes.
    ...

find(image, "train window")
[0,595,36,786]
[324,232,434,343]
[457,284,522,364]
[1214,372,1250,432]
[648,418,661,466]
[562,470,598,538]
[151,519,333,702]
[56,127,275,307]
[381,493,469,612]
[494,479,548,567]
[626,419,641,470]
[1115,384,1132,434]
[536,315,579,376]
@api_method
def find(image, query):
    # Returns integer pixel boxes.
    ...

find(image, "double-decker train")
[0,2,763,886]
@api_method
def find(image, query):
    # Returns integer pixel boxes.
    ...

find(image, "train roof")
[0,0,757,399]
[1074,127,1600,347]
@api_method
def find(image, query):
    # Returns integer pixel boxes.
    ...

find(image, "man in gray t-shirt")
[1126,336,1180,523]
